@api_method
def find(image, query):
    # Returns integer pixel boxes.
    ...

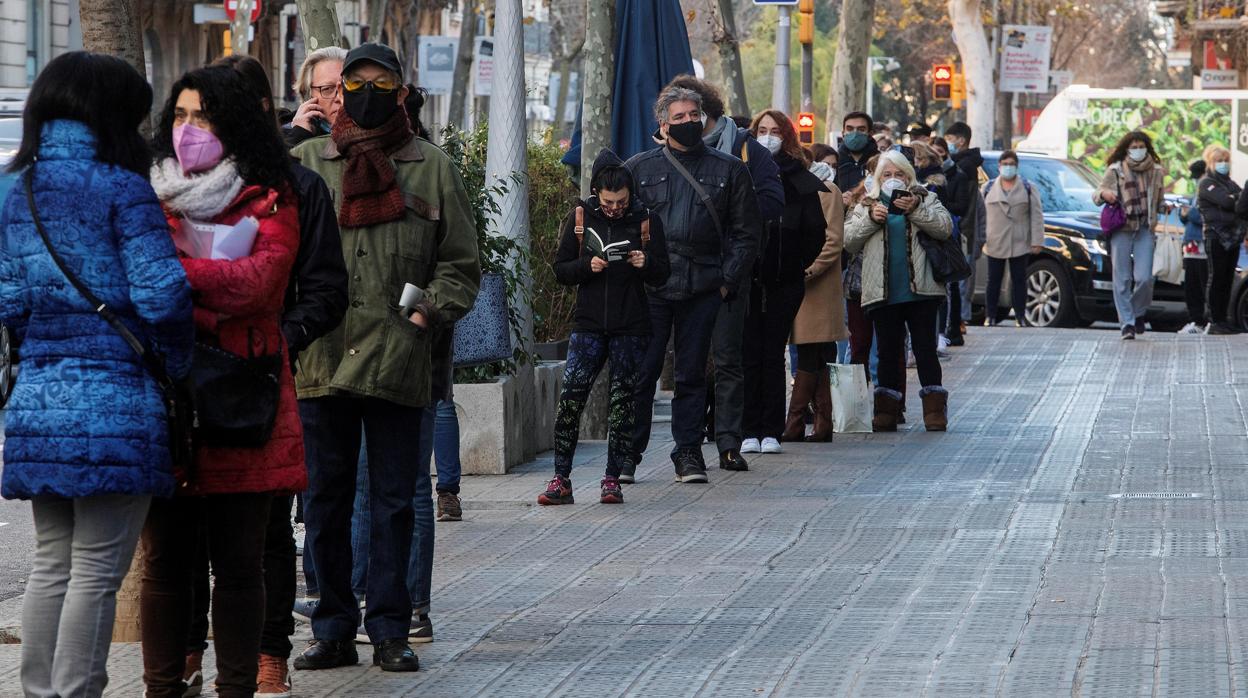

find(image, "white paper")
[174,217,259,261]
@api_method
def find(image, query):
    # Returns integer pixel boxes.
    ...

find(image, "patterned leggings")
[553,332,649,479]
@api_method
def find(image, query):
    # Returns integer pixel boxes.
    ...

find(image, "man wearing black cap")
[291,43,481,674]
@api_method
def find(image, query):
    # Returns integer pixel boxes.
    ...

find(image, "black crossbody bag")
[24,169,198,485]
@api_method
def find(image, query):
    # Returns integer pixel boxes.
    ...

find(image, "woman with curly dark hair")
[141,64,306,698]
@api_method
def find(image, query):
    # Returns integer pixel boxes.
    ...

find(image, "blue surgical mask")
[999,165,1018,180]
[948,142,959,155]
[1128,147,1148,162]
[1215,161,1230,175]
[844,131,870,153]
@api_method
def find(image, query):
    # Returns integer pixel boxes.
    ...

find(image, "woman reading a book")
[538,149,670,506]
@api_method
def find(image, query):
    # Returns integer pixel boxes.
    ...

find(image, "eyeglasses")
[342,76,399,94]
[310,83,340,99]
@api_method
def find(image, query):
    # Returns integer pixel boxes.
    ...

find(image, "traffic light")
[932,64,953,101]
[797,112,815,145]
[951,71,966,109]
[798,0,815,45]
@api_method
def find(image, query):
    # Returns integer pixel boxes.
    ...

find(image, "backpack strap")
[574,206,584,250]
[741,141,750,163]
[641,216,651,249]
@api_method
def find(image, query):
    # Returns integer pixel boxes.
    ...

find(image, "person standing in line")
[944,123,986,331]
[627,86,762,485]
[286,47,348,148]
[1203,145,1248,335]
[0,52,194,698]
[1179,160,1208,334]
[1094,130,1167,340]
[844,150,954,433]
[539,149,670,504]
[982,150,1044,328]
[929,137,973,346]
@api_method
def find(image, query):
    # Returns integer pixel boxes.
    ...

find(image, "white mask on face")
[864,174,875,192]
[757,134,782,154]
[881,177,906,196]
[1128,147,1148,162]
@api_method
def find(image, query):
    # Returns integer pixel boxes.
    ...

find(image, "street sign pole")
[772,6,791,113]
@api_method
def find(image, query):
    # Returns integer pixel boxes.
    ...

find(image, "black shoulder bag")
[912,191,973,283]
[24,169,198,485]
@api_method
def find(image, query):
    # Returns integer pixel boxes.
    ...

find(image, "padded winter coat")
[0,120,195,499]
[843,185,954,310]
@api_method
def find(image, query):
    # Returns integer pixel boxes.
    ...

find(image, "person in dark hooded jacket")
[538,149,670,507]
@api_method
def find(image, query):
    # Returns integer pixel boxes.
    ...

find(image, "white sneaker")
[1180,322,1203,335]
[761,437,783,454]
[740,438,761,454]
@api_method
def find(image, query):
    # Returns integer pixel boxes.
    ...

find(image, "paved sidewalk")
[3,327,1248,696]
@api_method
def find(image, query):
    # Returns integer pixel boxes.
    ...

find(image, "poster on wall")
[474,38,494,97]
[418,37,459,95]
[1000,25,1052,93]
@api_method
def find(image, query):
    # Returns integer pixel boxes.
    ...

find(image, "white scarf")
[150,158,244,221]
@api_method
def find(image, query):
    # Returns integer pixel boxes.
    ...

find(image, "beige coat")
[843,186,953,309]
[983,177,1044,259]
[792,181,848,344]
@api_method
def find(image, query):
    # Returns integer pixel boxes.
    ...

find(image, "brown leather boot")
[807,366,833,442]
[921,387,948,432]
[872,388,902,432]
[783,370,817,441]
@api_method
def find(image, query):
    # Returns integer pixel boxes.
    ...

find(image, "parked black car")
[970,151,1188,330]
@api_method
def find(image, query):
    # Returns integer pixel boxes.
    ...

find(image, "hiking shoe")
[718,449,749,471]
[410,613,433,643]
[537,475,574,505]
[761,437,783,454]
[255,654,291,698]
[183,651,204,697]
[672,451,708,483]
[292,597,318,623]
[740,438,761,454]
[436,492,462,521]
[600,476,624,504]
[618,458,637,484]
[293,640,358,670]
[1121,325,1136,340]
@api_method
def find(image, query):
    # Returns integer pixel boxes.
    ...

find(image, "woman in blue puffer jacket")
[0,52,193,697]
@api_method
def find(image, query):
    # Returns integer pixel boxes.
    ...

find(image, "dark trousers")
[141,494,272,698]
[742,280,805,440]
[847,297,906,397]
[1207,242,1239,324]
[711,283,750,453]
[795,343,833,373]
[632,290,722,459]
[299,396,424,643]
[1183,256,1208,325]
[554,332,649,478]
[947,281,963,335]
[870,299,943,393]
[986,255,1028,324]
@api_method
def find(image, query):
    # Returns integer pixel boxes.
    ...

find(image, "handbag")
[917,230,973,283]
[191,336,281,448]
[1099,169,1127,238]
[452,272,513,367]
[24,170,198,484]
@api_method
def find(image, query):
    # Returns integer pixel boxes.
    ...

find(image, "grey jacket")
[983,177,1044,259]
[844,186,954,309]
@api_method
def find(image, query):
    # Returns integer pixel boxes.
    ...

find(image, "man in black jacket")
[626,86,762,484]
[946,122,986,335]
[836,111,879,196]
[931,136,971,345]
[664,75,782,472]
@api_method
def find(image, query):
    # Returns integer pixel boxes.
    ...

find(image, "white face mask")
[881,177,906,196]
[757,134,782,154]
[863,174,875,192]
[1128,147,1148,162]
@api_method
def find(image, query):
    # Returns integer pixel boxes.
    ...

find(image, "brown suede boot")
[921,387,948,432]
[783,370,817,441]
[872,388,903,432]
[807,366,833,442]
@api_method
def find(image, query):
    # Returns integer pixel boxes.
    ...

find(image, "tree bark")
[707,0,749,117]
[826,0,875,132]
[295,0,345,51]
[949,0,995,150]
[448,3,479,131]
[552,53,578,140]
[579,0,615,198]
[79,0,146,78]
[368,0,389,43]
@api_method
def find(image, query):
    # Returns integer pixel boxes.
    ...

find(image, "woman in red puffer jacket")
[142,64,305,698]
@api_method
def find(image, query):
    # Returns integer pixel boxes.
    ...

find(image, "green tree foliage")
[527,133,580,342]
[739,7,838,135]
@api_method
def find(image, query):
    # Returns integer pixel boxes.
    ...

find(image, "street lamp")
[866,56,901,120]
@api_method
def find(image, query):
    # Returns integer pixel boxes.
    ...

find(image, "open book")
[585,227,631,262]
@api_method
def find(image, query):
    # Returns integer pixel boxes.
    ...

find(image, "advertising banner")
[418,37,458,95]
[1000,25,1052,93]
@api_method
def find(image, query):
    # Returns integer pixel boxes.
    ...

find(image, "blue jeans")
[300,396,426,642]
[426,399,462,495]
[1110,225,1156,327]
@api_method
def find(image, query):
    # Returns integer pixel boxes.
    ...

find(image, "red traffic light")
[796,112,815,145]
[797,113,816,128]
[933,64,953,83]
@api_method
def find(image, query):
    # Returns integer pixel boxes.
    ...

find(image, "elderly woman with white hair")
[1198,144,1245,335]
[844,149,954,432]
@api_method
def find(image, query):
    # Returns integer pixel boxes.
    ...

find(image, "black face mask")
[666,121,704,149]
[342,85,399,130]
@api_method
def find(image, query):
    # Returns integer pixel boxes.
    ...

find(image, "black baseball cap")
[343,43,403,79]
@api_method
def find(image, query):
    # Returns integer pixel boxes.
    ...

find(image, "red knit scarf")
[330,109,413,228]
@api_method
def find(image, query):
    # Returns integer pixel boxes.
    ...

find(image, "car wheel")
[1025,259,1077,328]
[0,324,11,409]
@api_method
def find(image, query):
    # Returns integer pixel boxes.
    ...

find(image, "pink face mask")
[172,123,224,174]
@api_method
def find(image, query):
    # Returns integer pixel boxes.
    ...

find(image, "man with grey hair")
[286,46,349,147]
[626,86,762,484]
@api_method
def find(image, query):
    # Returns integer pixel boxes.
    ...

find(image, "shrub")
[527,132,580,343]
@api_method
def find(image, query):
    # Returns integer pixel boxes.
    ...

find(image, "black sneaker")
[718,449,749,471]
[1122,325,1136,340]
[1208,322,1242,335]
[600,476,624,504]
[618,458,637,484]
[410,613,433,643]
[372,638,420,672]
[293,639,358,670]
[537,475,574,505]
[946,334,965,347]
[1134,319,1146,335]
[672,450,708,483]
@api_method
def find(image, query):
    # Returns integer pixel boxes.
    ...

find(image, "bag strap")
[23,169,175,388]
[574,205,584,250]
[740,141,749,163]
[662,146,724,237]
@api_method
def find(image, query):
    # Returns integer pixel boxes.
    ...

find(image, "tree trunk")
[826,0,875,132]
[295,0,344,51]
[80,0,146,77]
[448,3,479,131]
[579,0,615,198]
[707,0,749,118]
[949,0,995,149]
[368,0,389,43]
[553,52,577,140]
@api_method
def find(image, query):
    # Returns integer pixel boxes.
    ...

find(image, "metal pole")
[231,0,253,55]
[865,58,874,119]
[772,6,791,112]
[801,41,813,113]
